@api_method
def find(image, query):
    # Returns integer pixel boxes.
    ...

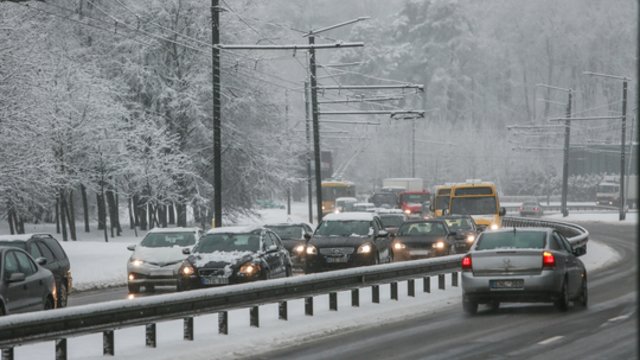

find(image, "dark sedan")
[0,247,57,315]
[461,228,587,315]
[391,219,458,260]
[441,215,479,253]
[177,226,292,291]
[265,222,314,271]
[519,200,544,217]
[304,212,392,273]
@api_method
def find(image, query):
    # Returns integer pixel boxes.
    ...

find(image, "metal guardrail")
[503,204,619,213]
[0,216,589,359]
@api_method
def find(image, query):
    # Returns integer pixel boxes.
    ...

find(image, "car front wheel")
[57,282,68,308]
[555,279,570,312]
[577,277,588,307]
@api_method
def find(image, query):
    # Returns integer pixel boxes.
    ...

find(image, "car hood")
[189,251,255,269]
[132,246,190,264]
[309,235,370,248]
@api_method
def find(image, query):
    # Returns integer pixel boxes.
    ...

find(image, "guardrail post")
[438,274,445,290]
[372,285,380,303]
[351,288,359,307]
[145,324,156,348]
[329,292,338,311]
[250,306,259,328]
[1,348,13,360]
[184,317,194,341]
[55,338,67,360]
[452,272,458,287]
[278,301,288,320]
[390,282,398,300]
[103,330,114,355]
[408,279,415,297]
[218,311,228,335]
[424,276,430,293]
[305,296,314,316]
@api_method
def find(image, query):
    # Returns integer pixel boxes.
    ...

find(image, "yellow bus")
[321,180,356,215]
[448,181,505,230]
[431,184,452,217]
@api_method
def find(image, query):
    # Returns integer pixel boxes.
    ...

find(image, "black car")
[391,219,458,260]
[177,225,292,291]
[0,234,72,308]
[305,212,392,273]
[441,215,480,252]
[265,222,314,271]
[0,247,57,315]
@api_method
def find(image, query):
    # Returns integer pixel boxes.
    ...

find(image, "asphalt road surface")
[247,222,637,360]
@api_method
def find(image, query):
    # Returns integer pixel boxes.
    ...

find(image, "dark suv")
[0,234,72,308]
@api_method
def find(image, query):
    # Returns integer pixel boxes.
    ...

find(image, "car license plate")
[410,249,431,256]
[490,279,524,289]
[150,270,174,277]
[201,276,229,285]
[325,256,348,263]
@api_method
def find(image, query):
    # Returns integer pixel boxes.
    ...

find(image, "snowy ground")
[3,203,631,359]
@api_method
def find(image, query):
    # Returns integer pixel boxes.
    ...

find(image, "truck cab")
[398,191,430,217]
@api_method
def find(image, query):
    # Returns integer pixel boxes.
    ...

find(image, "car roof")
[0,233,51,242]
[147,227,201,234]
[264,222,313,228]
[483,227,552,234]
[323,212,377,221]
[205,225,264,234]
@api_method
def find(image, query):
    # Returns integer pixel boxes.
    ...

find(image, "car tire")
[57,282,68,308]
[128,283,140,294]
[555,279,570,312]
[578,276,588,307]
[285,265,293,277]
[44,296,55,311]
[0,303,5,316]
[463,295,478,315]
[488,300,500,311]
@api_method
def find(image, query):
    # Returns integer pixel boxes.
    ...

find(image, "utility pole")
[309,35,323,224]
[304,82,313,223]
[561,90,572,217]
[285,89,291,216]
[211,0,222,228]
[412,119,416,177]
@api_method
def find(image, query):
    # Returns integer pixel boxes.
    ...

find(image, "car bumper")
[393,248,447,261]
[461,270,563,303]
[305,252,375,272]
[127,263,182,286]
[177,274,259,290]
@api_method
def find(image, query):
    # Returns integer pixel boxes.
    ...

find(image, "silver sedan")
[461,227,587,314]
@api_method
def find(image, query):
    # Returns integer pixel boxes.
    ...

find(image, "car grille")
[319,247,355,255]
[198,268,226,276]
[147,260,182,267]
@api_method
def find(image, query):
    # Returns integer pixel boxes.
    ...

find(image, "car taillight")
[542,251,555,268]
[533,207,539,211]
[461,255,472,271]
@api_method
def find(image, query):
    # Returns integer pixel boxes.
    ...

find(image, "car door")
[556,232,582,296]
[372,217,391,261]
[271,232,291,275]
[13,250,45,311]
[3,250,28,313]
[261,232,283,278]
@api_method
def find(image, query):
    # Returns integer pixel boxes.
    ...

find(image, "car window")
[268,232,283,248]
[36,242,57,262]
[28,243,44,259]
[268,226,303,240]
[398,222,446,236]
[548,234,564,251]
[475,231,546,250]
[263,232,275,250]
[14,251,37,276]
[4,252,19,277]
[315,220,370,237]
[555,233,573,253]
[194,233,260,253]
[140,232,197,248]
[42,236,67,260]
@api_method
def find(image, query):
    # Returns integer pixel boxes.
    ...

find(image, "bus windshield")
[435,196,450,210]
[450,196,497,215]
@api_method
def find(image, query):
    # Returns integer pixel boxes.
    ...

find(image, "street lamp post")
[583,71,630,221]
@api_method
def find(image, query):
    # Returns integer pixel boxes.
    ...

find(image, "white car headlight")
[294,244,306,254]
[466,235,475,243]
[180,265,195,276]
[306,245,318,255]
[130,259,144,267]
[357,243,372,254]
[393,242,406,250]
[490,223,499,230]
[404,209,411,215]
[239,263,260,276]
[433,241,445,249]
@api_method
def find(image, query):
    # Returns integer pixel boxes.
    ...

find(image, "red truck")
[398,190,430,217]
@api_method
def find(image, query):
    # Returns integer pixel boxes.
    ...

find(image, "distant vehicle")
[368,192,398,209]
[0,233,72,308]
[264,222,315,271]
[382,178,424,192]
[321,180,356,215]
[440,215,479,253]
[377,210,407,236]
[305,212,392,273]
[430,184,452,217]
[0,247,57,315]
[334,197,358,213]
[255,199,286,209]
[461,228,587,315]
[398,190,430,217]
[519,200,544,217]
[177,226,292,290]
[126,227,202,293]
[596,175,637,208]
[352,202,376,212]
[449,180,505,231]
[391,219,458,260]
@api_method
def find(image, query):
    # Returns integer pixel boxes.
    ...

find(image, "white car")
[126,227,202,293]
